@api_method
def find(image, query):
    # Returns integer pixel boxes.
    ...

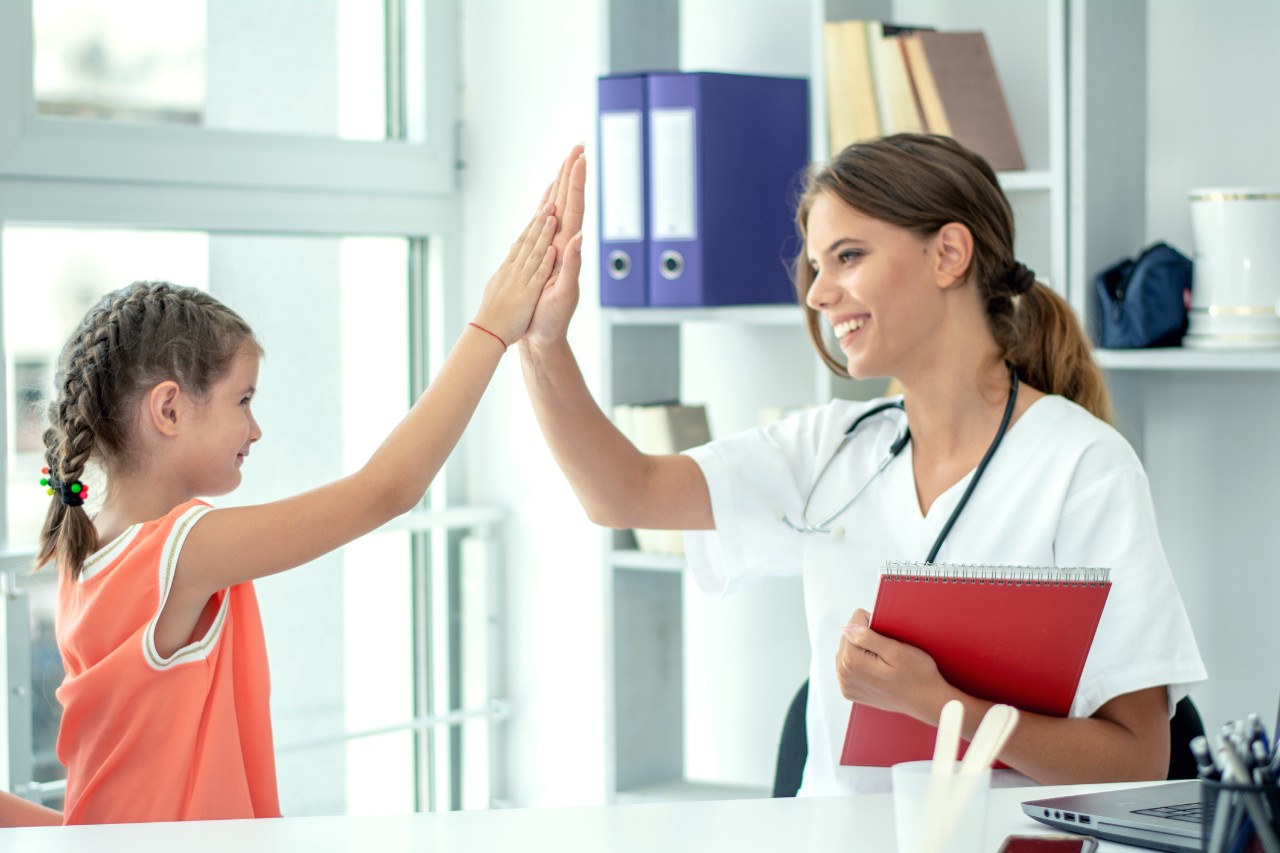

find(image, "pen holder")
[1201,778,1280,853]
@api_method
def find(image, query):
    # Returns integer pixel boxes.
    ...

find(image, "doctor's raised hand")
[518,133,1205,797]
[523,145,587,350]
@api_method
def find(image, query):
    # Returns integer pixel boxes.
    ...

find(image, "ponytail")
[991,282,1112,424]
[36,445,98,579]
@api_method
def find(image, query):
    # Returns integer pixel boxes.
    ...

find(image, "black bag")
[1093,242,1192,348]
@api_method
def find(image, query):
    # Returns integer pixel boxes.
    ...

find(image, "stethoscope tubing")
[780,369,1020,564]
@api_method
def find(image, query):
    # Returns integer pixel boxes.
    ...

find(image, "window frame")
[0,0,460,196]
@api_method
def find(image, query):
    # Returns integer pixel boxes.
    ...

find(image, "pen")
[1253,740,1277,786]
[1218,737,1280,853]
[1192,735,1221,781]
[1248,714,1266,744]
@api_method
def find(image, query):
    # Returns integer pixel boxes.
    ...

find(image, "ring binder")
[645,71,809,307]
[598,73,650,306]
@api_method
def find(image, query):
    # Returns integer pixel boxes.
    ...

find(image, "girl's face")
[181,348,262,497]
[803,193,945,380]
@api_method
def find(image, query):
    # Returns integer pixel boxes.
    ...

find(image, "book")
[840,562,1111,767]
[867,23,930,135]
[823,20,881,155]
[611,403,712,555]
[875,32,926,134]
[900,30,1026,171]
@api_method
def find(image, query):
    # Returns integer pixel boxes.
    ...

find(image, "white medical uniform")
[683,394,1207,797]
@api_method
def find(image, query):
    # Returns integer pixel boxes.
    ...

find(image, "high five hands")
[472,145,586,350]
[836,608,954,722]
[524,145,587,350]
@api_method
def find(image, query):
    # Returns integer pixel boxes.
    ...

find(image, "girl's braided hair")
[38,281,261,579]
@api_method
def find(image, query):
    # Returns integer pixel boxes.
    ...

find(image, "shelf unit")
[597,0,1071,806]
[597,0,1280,805]
[600,308,818,803]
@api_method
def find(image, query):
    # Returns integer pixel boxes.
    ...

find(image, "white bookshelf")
[598,0,1280,807]
[597,0,1071,806]
[1077,0,1280,736]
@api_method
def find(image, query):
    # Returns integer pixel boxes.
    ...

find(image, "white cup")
[892,759,991,853]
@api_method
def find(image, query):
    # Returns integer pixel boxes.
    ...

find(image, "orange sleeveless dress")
[55,499,280,824]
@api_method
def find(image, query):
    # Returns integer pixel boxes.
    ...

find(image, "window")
[33,0,407,142]
[0,0,500,817]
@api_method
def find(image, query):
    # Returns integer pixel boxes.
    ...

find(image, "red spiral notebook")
[840,562,1111,767]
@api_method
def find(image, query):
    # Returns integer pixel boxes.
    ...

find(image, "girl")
[12,148,586,826]
[519,134,1206,795]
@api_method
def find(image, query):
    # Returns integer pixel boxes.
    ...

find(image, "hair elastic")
[41,467,89,508]
[468,322,508,352]
[1003,262,1037,295]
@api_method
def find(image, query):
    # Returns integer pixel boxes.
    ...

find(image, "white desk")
[1,783,1167,852]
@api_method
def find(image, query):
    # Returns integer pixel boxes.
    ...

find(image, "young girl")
[6,147,586,826]
[519,134,1206,795]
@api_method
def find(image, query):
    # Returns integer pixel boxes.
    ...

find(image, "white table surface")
[1,782,1169,852]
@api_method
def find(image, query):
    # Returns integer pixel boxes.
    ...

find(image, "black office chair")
[771,679,1204,797]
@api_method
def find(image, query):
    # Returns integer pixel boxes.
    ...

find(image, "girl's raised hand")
[472,201,559,348]
[524,145,587,351]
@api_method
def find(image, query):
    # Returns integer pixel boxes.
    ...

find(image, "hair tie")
[40,467,89,508]
[1002,262,1037,295]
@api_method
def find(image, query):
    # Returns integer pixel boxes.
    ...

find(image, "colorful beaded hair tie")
[40,467,89,508]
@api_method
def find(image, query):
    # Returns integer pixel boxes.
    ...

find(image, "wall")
[1141,0,1280,731]
[458,0,606,807]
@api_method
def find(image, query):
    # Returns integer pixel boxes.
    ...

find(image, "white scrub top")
[683,394,1207,797]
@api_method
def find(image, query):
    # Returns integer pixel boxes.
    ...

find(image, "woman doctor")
[522,135,1206,795]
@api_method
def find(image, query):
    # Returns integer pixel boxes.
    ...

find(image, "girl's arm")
[169,160,564,608]
[0,791,62,827]
[518,149,714,532]
[836,611,1171,782]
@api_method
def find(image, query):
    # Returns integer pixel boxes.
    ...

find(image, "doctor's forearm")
[518,338,664,528]
[934,686,1171,784]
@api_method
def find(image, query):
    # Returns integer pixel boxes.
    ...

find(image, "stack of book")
[611,403,711,555]
[823,20,1025,171]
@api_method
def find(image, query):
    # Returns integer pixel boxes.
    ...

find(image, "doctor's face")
[803,193,943,380]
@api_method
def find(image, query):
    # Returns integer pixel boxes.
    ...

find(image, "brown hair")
[38,281,262,579]
[793,133,1111,423]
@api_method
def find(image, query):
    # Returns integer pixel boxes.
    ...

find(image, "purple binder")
[597,74,649,306]
[646,72,809,307]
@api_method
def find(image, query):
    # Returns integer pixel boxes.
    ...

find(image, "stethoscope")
[779,368,1020,563]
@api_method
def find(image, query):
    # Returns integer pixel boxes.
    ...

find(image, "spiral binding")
[881,561,1111,586]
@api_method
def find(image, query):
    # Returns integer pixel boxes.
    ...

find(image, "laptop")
[1022,780,1203,852]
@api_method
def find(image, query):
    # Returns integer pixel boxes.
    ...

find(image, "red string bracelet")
[468,322,508,352]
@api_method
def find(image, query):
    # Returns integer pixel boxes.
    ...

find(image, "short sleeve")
[682,437,803,597]
[682,400,895,599]
[1057,463,1208,718]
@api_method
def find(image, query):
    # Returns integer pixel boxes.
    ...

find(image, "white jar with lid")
[1186,187,1280,348]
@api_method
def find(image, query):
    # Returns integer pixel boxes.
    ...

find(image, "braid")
[35,281,261,579]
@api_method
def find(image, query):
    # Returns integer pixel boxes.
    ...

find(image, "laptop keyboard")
[1131,801,1204,824]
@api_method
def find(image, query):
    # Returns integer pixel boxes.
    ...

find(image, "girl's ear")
[933,222,974,290]
[145,381,184,437]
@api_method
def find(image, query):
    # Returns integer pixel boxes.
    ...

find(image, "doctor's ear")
[933,222,974,289]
